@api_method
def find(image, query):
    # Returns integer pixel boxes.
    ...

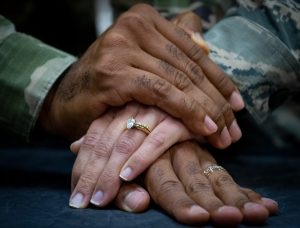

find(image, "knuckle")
[114,136,136,155]
[187,63,205,85]
[214,173,235,187]
[147,131,166,148]
[166,44,187,62]
[189,44,206,63]
[118,11,150,33]
[130,3,155,14]
[102,31,130,48]
[186,180,211,195]
[81,132,98,150]
[93,141,111,159]
[159,180,182,196]
[158,60,192,92]
[152,79,172,97]
[174,71,192,91]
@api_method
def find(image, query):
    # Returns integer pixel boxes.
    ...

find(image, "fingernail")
[69,192,84,208]
[122,191,144,212]
[220,127,231,147]
[230,91,245,111]
[120,167,132,181]
[90,190,104,206]
[189,205,209,216]
[217,205,240,214]
[244,202,265,211]
[261,197,278,207]
[228,120,242,142]
[204,115,218,134]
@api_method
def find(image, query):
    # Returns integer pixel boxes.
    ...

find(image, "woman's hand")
[69,103,195,208]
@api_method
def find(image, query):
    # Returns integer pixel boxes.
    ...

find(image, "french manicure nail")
[229,120,242,142]
[204,115,218,134]
[90,191,104,206]
[220,127,231,147]
[120,167,132,181]
[69,192,84,208]
[230,91,245,111]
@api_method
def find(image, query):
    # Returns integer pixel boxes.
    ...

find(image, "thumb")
[70,136,85,154]
[171,11,203,35]
[171,12,210,54]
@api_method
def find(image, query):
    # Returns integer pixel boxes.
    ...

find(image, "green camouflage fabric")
[0,0,299,141]
[0,15,77,141]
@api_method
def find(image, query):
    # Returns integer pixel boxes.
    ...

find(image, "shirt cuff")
[0,26,77,141]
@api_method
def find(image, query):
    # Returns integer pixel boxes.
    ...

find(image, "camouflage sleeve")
[204,0,300,123]
[0,15,77,141]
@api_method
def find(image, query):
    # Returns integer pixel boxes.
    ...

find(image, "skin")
[38,4,244,151]
[70,118,278,226]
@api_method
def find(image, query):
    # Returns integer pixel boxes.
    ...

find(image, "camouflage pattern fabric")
[205,0,300,122]
[0,15,76,141]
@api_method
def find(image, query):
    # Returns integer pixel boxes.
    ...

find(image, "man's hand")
[96,141,278,226]
[39,4,243,149]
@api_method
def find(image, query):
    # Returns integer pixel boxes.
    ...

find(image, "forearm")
[204,1,300,123]
[0,15,77,141]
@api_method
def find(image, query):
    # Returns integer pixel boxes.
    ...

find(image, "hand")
[39,4,244,149]
[69,103,195,208]
[142,141,278,226]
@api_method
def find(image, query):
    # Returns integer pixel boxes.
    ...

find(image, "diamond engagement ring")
[127,117,151,135]
[203,165,226,177]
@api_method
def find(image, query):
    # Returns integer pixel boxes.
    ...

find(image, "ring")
[203,165,226,177]
[127,117,151,135]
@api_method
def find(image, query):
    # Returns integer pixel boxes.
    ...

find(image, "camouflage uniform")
[0,0,299,141]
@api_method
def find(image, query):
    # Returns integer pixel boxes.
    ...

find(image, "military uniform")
[0,0,299,141]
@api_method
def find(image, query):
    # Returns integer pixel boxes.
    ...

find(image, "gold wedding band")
[203,165,226,177]
[127,117,151,135]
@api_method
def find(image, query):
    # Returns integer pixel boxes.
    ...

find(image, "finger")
[115,182,150,213]
[151,12,245,111]
[129,48,239,147]
[241,187,279,215]
[171,11,203,35]
[126,27,238,146]
[91,107,164,206]
[120,116,192,181]
[171,142,243,226]
[69,113,113,208]
[70,105,138,208]
[125,68,218,136]
[201,163,269,224]
[116,11,231,137]
[144,152,210,225]
[70,136,85,154]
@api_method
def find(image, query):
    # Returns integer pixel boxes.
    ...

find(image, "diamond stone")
[127,118,136,129]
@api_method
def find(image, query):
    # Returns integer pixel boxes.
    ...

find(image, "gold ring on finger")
[127,117,151,135]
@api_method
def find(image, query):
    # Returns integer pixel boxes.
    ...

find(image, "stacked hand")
[38,4,278,226]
